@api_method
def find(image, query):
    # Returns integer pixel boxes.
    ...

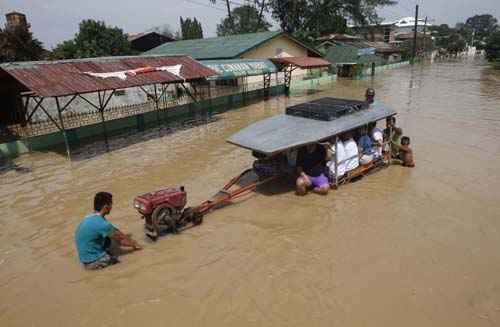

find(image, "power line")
[183,0,227,12]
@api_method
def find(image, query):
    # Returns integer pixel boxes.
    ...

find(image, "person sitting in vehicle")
[75,192,142,270]
[394,136,415,167]
[384,116,403,158]
[253,152,287,179]
[296,143,331,195]
[326,138,347,179]
[369,122,384,158]
[343,132,360,172]
[357,126,375,165]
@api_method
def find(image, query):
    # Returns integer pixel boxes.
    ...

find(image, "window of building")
[114,89,126,96]
[215,78,238,87]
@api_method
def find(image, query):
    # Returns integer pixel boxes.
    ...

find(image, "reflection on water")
[1,58,500,327]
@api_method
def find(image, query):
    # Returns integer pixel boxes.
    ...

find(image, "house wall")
[242,35,309,58]
[242,35,310,78]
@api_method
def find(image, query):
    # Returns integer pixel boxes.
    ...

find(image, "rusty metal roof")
[271,57,331,69]
[0,55,217,97]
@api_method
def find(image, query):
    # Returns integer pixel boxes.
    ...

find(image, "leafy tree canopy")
[0,24,45,62]
[485,31,500,64]
[217,5,272,36]
[268,0,397,42]
[465,14,498,42]
[180,17,203,40]
[52,19,132,59]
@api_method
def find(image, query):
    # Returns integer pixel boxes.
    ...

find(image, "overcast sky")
[1,0,500,49]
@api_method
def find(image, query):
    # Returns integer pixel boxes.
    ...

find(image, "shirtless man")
[394,136,415,167]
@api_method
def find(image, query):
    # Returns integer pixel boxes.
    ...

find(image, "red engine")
[133,187,187,216]
[133,186,202,240]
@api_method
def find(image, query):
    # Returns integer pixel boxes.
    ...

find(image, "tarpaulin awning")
[0,55,217,97]
[271,57,331,69]
[200,59,277,80]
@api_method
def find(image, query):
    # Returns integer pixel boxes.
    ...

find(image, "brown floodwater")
[1,58,500,327]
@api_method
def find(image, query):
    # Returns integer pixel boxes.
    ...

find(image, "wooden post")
[423,16,428,57]
[208,81,213,116]
[162,84,168,123]
[55,97,71,159]
[97,91,109,151]
[153,84,161,127]
[387,118,393,165]
[21,96,33,154]
[334,136,339,189]
[412,5,419,63]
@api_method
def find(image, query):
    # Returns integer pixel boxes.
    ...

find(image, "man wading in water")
[75,192,142,270]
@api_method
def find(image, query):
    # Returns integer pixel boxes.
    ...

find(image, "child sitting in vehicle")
[394,136,415,167]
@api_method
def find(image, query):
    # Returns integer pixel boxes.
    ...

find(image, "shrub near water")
[486,31,500,69]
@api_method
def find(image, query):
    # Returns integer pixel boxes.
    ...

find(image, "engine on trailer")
[133,186,203,240]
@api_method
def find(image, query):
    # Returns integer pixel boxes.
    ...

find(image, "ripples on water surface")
[1,58,500,326]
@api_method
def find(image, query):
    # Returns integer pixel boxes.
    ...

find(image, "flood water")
[1,58,500,327]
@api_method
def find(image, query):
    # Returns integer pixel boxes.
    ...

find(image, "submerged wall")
[0,62,410,159]
[0,85,285,159]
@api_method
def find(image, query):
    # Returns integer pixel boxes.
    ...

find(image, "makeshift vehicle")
[134,97,397,240]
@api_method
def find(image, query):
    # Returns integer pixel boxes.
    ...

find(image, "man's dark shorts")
[83,237,119,270]
[84,253,119,270]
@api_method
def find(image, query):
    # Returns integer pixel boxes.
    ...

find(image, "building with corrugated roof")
[318,40,384,78]
[145,31,321,60]
[145,31,326,84]
[127,32,174,52]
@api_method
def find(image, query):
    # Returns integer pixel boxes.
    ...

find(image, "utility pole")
[423,16,428,58]
[412,4,419,64]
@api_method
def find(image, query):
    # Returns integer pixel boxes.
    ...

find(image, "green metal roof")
[145,31,282,59]
[325,43,384,66]
[201,59,277,80]
[144,31,322,60]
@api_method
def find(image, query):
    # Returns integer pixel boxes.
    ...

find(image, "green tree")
[51,19,132,59]
[50,40,77,60]
[485,31,500,66]
[455,22,473,46]
[180,17,203,40]
[399,36,434,60]
[431,24,468,53]
[217,5,272,36]
[445,33,467,54]
[465,14,498,46]
[0,24,44,62]
[268,0,397,43]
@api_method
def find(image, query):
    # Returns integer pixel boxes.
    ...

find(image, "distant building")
[127,32,174,52]
[5,11,30,30]
[145,31,321,60]
[318,35,402,65]
[316,33,362,43]
[319,40,384,78]
[145,31,326,83]
[351,17,431,44]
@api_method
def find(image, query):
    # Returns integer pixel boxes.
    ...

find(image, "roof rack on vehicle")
[285,97,369,121]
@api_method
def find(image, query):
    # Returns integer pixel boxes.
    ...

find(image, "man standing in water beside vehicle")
[75,192,142,270]
[365,88,376,104]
